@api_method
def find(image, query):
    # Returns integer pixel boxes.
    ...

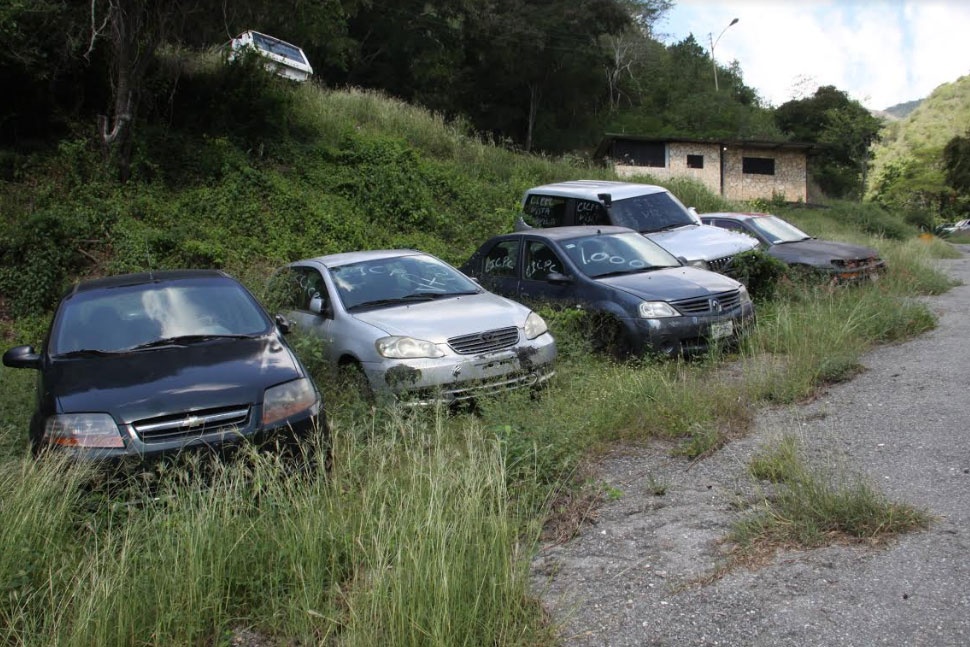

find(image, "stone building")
[595,135,814,203]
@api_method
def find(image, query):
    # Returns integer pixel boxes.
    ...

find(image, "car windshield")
[251,32,308,65]
[330,254,481,311]
[559,232,681,278]
[747,216,811,244]
[607,191,696,233]
[50,277,271,355]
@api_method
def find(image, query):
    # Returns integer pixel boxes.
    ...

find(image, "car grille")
[132,406,251,443]
[672,289,742,315]
[707,255,735,273]
[448,326,520,355]
[832,256,881,269]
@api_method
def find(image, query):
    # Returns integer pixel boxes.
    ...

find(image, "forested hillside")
[0,0,958,323]
[867,75,970,215]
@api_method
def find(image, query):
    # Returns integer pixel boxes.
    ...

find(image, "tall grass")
[0,419,549,646]
[0,83,964,645]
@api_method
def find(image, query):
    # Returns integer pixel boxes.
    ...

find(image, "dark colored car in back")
[700,212,885,283]
[2,270,324,467]
[462,226,755,357]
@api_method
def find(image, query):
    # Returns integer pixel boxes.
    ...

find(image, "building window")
[686,154,704,169]
[613,141,666,168]
[743,157,775,175]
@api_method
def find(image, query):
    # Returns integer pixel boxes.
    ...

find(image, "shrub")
[730,249,788,302]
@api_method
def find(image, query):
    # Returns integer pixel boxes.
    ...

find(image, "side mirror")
[3,345,41,369]
[513,217,534,232]
[274,314,292,335]
[309,293,333,318]
[546,271,573,285]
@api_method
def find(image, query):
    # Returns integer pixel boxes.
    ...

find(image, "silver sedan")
[278,250,557,405]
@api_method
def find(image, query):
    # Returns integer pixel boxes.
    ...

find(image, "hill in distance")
[880,99,923,120]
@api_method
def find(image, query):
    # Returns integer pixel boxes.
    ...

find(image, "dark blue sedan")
[462,226,755,356]
[2,270,325,468]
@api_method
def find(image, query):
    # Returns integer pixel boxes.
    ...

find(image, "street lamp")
[709,17,739,92]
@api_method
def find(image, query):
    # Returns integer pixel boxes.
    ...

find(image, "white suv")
[516,180,757,274]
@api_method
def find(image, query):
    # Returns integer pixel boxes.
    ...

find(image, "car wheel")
[588,312,635,360]
[339,359,374,404]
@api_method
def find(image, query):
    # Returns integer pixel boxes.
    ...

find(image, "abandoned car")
[515,180,758,275]
[2,270,324,465]
[228,30,314,82]
[700,212,885,282]
[277,250,557,404]
[462,226,755,357]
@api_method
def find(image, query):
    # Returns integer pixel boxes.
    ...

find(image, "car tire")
[339,359,374,404]
[588,312,635,360]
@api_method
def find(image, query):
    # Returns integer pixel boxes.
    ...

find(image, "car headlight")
[44,413,124,448]
[686,259,709,270]
[375,336,445,359]
[263,377,319,426]
[739,284,751,304]
[523,311,549,339]
[638,301,679,318]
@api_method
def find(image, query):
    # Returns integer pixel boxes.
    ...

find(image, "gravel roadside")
[532,245,970,647]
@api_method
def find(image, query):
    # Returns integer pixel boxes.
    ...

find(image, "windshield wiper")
[650,222,691,233]
[350,291,476,311]
[130,334,253,350]
[594,267,655,278]
[55,348,126,358]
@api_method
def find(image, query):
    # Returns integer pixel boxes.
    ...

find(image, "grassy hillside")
[0,75,959,646]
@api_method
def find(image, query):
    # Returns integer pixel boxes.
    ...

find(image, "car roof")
[524,180,669,201]
[294,249,427,268]
[69,269,232,295]
[500,225,637,241]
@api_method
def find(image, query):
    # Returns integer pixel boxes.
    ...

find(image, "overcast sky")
[657,0,970,110]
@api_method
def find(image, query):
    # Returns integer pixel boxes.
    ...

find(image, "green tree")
[942,130,970,216]
[775,86,883,199]
[943,131,970,194]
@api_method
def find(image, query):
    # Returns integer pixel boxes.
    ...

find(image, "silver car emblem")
[710,299,722,313]
[180,415,204,429]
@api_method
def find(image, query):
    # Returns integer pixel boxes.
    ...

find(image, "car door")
[518,239,576,307]
[283,265,340,362]
[475,238,523,298]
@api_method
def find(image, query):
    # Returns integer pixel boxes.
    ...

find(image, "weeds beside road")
[532,245,970,647]
[0,236,960,646]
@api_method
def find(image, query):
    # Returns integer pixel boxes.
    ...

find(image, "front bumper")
[622,303,755,356]
[363,333,557,405]
[40,401,324,471]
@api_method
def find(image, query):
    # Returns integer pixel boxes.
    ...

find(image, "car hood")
[47,336,303,424]
[645,224,757,261]
[599,267,741,301]
[352,292,528,341]
[769,239,880,266]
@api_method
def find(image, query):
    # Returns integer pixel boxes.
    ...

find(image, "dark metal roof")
[595,134,815,160]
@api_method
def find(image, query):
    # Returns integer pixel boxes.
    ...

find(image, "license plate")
[710,321,733,339]
[475,355,518,378]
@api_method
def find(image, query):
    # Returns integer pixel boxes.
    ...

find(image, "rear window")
[523,194,568,227]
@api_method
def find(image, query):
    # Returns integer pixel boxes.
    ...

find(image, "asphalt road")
[532,245,970,647]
